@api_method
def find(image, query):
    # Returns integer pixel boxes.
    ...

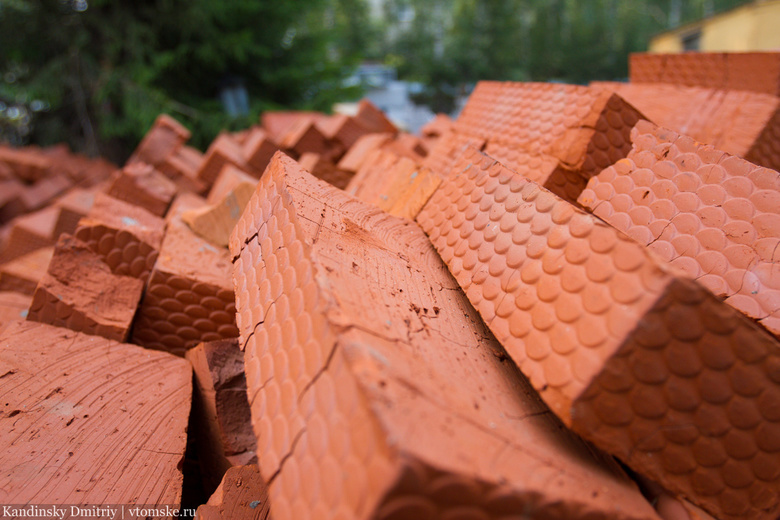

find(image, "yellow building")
[649,0,780,52]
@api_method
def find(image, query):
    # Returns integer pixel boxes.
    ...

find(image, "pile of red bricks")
[2,52,780,520]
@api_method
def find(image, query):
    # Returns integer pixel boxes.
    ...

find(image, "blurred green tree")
[0,0,366,160]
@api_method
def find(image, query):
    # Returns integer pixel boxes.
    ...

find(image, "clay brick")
[52,187,96,238]
[0,291,31,328]
[197,134,252,189]
[347,152,440,220]
[316,113,371,151]
[229,151,657,520]
[630,51,780,96]
[185,339,256,491]
[355,98,397,134]
[0,144,51,182]
[27,234,144,341]
[242,127,279,174]
[131,193,238,356]
[279,119,328,158]
[0,206,58,263]
[107,162,177,217]
[131,113,192,167]
[417,145,780,520]
[17,173,73,213]
[182,182,255,247]
[0,321,191,508]
[453,81,643,201]
[593,81,780,172]
[261,111,327,143]
[579,120,780,335]
[158,146,208,195]
[208,165,258,205]
[336,132,393,173]
[381,132,428,161]
[298,152,352,189]
[196,465,270,520]
[422,129,485,178]
[0,179,25,222]
[73,193,165,285]
[420,113,454,138]
[0,246,53,295]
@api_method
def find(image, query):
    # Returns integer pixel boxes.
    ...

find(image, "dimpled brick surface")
[593,81,780,172]
[422,130,485,178]
[131,194,238,356]
[573,277,780,520]
[452,81,642,200]
[579,120,780,336]
[416,146,780,520]
[230,152,658,520]
[630,52,780,96]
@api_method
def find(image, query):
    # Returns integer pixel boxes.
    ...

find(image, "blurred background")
[0,0,758,163]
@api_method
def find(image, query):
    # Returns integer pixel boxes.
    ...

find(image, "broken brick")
[131,193,238,356]
[453,81,643,202]
[195,465,270,520]
[197,134,252,190]
[107,162,177,217]
[0,321,191,508]
[185,339,257,491]
[73,193,165,285]
[182,181,255,248]
[347,153,440,220]
[130,113,192,167]
[297,152,352,189]
[336,132,393,173]
[417,145,780,520]
[579,120,780,336]
[354,98,397,134]
[242,127,279,175]
[0,206,58,263]
[279,119,328,158]
[229,152,657,520]
[27,234,144,342]
[0,246,53,295]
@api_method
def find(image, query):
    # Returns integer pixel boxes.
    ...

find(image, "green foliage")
[0,0,365,160]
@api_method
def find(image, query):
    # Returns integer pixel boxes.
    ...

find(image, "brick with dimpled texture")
[229,150,659,520]
[74,194,164,286]
[579,120,780,336]
[107,162,177,217]
[453,82,642,202]
[416,145,780,520]
[131,193,238,356]
[27,234,144,342]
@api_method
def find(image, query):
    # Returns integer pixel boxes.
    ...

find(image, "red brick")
[130,113,191,167]
[316,113,371,151]
[131,193,238,356]
[182,181,255,248]
[279,119,328,158]
[0,290,32,328]
[422,129,485,178]
[185,339,256,491]
[0,321,190,508]
[27,234,144,341]
[0,246,53,295]
[73,193,165,285]
[0,206,58,263]
[17,173,73,214]
[580,120,780,336]
[197,134,252,189]
[347,151,440,220]
[417,145,780,520]
[52,187,97,238]
[420,113,454,138]
[107,162,177,217]
[298,152,352,189]
[381,132,428,161]
[0,145,51,182]
[453,82,643,202]
[261,111,327,143]
[229,151,657,520]
[336,132,393,173]
[196,465,270,520]
[207,165,258,205]
[355,99,397,134]
[241,127,279,174]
